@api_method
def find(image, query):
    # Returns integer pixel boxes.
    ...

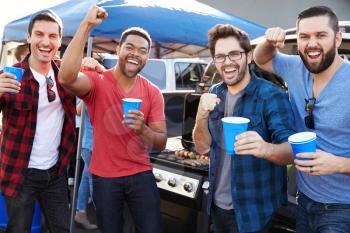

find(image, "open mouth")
[38,47,52,56]
[306,50,321,60]
[222,66,238,78]
[126,58,139,66]
[125,57,141,71]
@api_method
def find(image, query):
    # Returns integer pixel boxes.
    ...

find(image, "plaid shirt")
[207,73,295,233]
[0,57,76,197]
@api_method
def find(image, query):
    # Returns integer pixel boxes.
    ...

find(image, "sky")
[1,0,67,46]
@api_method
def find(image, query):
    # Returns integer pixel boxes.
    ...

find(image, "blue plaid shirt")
[207,73,295,233]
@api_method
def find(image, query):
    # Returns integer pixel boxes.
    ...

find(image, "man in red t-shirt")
[58,6,167,233]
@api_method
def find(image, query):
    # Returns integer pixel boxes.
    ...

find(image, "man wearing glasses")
[254,6,350,233]
[193,24,295,233]
[0,10,76,232]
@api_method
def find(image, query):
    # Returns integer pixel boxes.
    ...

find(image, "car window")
[140,60,166,89]
[175,62,206,90]
[102,58,167,90]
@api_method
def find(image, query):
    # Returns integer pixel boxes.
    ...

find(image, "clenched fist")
[83,5,108,28]
[265,27,286,49]
[81,57,106,73]
[197,93,220,119]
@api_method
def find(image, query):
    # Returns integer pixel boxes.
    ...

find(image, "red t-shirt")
[81,70,165,177]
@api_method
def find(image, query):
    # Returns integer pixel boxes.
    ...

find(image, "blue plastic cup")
[0,194,41,232]
[221,117,250,156]
[4,66,24,82]
[122,98,142,121]
[288,132,316,160]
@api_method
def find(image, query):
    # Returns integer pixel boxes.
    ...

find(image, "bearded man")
[254,5,350,233]
[193,24,295,233]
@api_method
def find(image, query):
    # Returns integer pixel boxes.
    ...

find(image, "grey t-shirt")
[273,53,350,203]
[214,90,243,210]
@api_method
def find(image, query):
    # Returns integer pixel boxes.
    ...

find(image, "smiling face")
[297,16,342,74]
[27,20,61,65]
[117,34,149,78]
[214,36,251,86]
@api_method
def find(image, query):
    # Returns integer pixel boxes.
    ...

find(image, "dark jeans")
[4,165,69,233]
[211,204,271,233]
[296,192,350,233]
[92,170,162,233]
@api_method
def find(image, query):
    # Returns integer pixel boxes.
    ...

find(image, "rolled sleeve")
[265,88,296,144]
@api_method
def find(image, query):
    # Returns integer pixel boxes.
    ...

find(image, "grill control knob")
[154,173,162,183]
[168,177,177,187]
[183,182,193,192]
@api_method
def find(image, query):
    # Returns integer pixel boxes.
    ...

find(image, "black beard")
[299,42,336,74]
[119,55,145,78]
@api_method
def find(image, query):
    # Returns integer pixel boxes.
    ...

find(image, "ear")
[26,33,31,44]
[335,31,342,49]
[246,51,253,64]
[58,35,62,48]
[115,45,120,55]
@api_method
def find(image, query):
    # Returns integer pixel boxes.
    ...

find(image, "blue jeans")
[211,204,271,233]
[296,192,350,233]
[76,148,93,210]
[4,165,69,233]
[92,170,161,233]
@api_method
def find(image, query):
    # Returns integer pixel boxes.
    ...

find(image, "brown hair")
[14,44,29,61]
[208,24,251,58]
[297,6,339,33]
[28,10,63,37]
[120,27,152,51]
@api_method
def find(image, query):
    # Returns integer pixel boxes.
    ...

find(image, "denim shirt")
[207,73,295,233]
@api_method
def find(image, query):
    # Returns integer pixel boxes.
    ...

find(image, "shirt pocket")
[8,101,33,128]
[247,115,265,137]
[208,112,223,145]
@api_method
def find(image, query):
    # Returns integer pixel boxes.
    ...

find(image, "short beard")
[224,58,247,86]
[119,57,146,78]
[121,67,143,78]
[299,42,336,74]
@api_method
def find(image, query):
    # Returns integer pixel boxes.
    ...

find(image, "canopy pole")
[69,35,93,232]
[87,36,93,57]
[0,41,7,69]
[69,102,86,232]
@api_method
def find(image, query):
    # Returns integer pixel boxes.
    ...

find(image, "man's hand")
[123,110,146,135]
[294,150,344,176]
[83,5,108,28]
[235,131,272,159]
[81,57,106,73]
[265,27,286,49]
[197,93,220,119]
[0,72,21,95]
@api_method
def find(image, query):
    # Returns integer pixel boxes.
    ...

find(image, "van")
[102,55,209,137]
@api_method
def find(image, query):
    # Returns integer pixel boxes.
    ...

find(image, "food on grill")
[174,149,210,161]
[182,159,209,167]
[166,154,177,161]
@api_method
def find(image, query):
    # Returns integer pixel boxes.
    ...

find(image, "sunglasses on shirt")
[45,76,56,102]
[304,97,316,129]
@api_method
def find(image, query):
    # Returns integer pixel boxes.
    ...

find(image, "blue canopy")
[3,0,266,57]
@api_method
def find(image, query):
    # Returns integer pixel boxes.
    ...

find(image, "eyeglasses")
[45,76,56,102]
[213,51,245,63]
[304,97,316,129]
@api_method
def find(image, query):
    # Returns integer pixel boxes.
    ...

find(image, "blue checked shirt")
[207,73,295,233]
